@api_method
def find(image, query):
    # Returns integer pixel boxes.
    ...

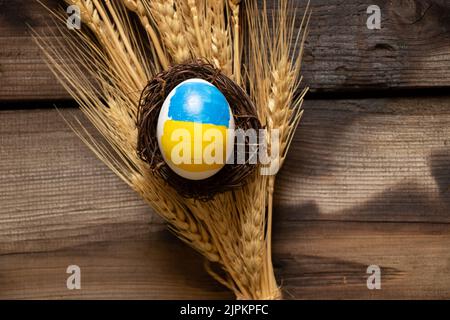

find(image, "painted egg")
[157,78,235,180]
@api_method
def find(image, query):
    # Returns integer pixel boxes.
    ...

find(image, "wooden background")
[0,0,449,299]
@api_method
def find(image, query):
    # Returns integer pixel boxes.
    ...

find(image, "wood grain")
[300,0,450,92]
[0,98,449,299]
[276,97,450,223]
[0,240,232,299]
[2,0,450,101]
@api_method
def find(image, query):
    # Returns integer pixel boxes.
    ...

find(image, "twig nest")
[137,60,261,200]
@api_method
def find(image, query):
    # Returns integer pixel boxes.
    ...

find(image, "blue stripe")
[168,81,230,127]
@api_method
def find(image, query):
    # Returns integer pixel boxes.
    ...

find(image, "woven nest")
[136,60,261,200]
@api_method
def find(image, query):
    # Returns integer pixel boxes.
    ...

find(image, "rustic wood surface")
[1,100,449,299]
[2,0,450,101]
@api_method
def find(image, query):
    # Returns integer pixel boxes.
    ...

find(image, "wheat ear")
[148,0,191,64]
[238,173,268,299]
[229,0,241,84]
[187,0,207,57]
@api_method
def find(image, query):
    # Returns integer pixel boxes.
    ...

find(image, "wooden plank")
[0,0,69,100]
[0,108,230,299]
[276,97,450,224]
[300,0,450,92]
[276,97,450,298]
[2,0,450,101]
[274,221,450,299]
[1,98,449,298]
[1,222,448,299]
[0,108,154,255]
[0,240,232,299]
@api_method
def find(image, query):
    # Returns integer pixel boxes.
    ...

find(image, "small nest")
[136,60,261,200]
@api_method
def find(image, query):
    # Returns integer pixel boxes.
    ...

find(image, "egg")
[157,78,235,180]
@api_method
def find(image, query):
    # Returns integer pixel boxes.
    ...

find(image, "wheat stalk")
[35,0,222,266]
[174,0,199,55]
[211,25,232,75]
[188,195,252,297]
[237,173,267,298]
[241,0,311,299]
[265,0,311,296]
[229,0,241,84]
[174,0,232,76]
[187,0,207,57]
[65,0,149,99]
[210,0,232,76]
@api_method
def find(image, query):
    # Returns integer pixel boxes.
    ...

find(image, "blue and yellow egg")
[157,78,235,180]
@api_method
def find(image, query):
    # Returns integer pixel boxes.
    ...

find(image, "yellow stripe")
[161,120,229,173]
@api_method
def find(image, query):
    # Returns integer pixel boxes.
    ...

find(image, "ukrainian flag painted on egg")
[157,78,235,180]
